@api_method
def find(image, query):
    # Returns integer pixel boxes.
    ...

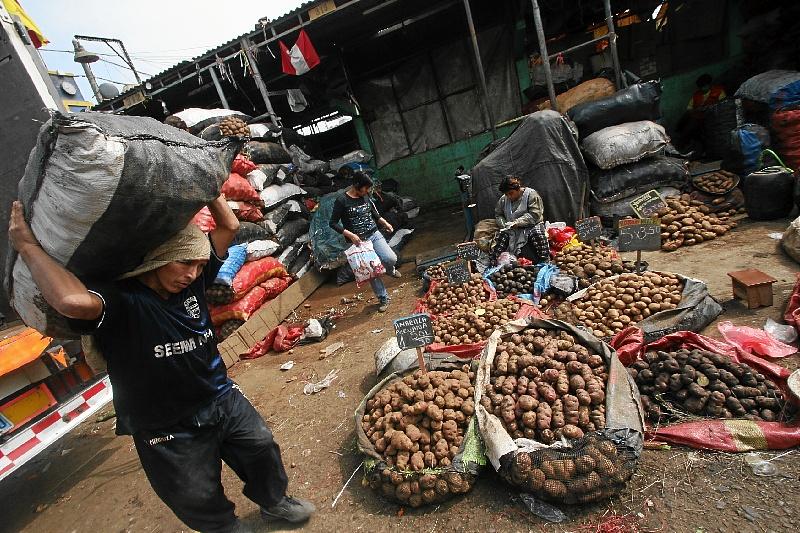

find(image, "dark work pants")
[132,387,289,533]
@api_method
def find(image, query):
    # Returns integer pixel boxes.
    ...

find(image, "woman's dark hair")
[499,176,522,193]
[352,171,374,190]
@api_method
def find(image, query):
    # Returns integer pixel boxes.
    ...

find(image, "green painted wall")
[374,124,518,204]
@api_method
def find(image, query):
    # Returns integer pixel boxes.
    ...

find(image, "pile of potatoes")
[424,274,490,315]
[488,264,540,298]
[479,329,608,444]
[572,272,684,338]
[630,349,791,423]
[425,263,447,281]
[360,366,476,506]
[479,327,634,503]
[553,244,634,289]
[218,116,250,137]
[693,170,738,194]
[433,299,521,345]
[658,195,736,251]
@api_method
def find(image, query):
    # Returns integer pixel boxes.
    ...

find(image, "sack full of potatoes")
[475,318,645,504]
[355,359,486,507]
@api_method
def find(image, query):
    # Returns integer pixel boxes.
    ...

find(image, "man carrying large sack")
[8,196,314,533]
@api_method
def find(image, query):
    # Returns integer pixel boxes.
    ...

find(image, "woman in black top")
[329,172,401,312]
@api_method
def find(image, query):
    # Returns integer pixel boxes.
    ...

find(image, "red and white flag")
[280,29,320,76]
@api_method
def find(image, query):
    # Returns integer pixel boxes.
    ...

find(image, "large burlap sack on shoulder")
[475,318,644,504]
[6,112,242,337]
[582,121,669,170]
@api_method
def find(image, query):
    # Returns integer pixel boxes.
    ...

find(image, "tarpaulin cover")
[718,321,796,358]
[310,191,349,270]
[7,112,241,338]
[590,156,689,203]
[472,111,589,225]
[0,328,51,378]
[567,81,662,139]
[611,329,799,451]
[357,25,519,167]
[230,257,287,300]
[784,273,800,331]
[209,285,268,326]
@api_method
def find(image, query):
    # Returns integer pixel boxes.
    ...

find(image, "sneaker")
[378,299,390,313]
[388,268,402,279]
[261,496,316,523]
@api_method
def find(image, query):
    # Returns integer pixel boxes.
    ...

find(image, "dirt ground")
[2,210,800,533]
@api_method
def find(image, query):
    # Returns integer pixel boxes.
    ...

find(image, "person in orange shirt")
[675,74,727,155]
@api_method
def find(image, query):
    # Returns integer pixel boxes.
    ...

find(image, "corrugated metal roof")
[96,0,326,109]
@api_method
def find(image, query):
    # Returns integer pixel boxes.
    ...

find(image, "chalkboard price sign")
[575,216,602,242]
[394,314,435,350]
[617,218,661,252]
[630,189,668,218]
[456,241,480,260]
[446,260,471,285]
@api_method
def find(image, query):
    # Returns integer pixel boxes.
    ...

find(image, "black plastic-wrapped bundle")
[567,81,662,139]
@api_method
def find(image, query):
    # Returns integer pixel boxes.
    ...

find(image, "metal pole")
[530,0,558,112]
[603,0,625,89]
[462,0,496,139]
[240,37,280,128]
[116,39,142,85]
[72,39,102,102]
[208,68,230,109]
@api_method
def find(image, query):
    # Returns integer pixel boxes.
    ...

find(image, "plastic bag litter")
[718,321,797,358]
[764,318,798,344]
[304,369,340,394]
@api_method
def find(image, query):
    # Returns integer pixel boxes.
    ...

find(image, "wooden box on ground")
[727,269,777,309]
[217,270,328,368]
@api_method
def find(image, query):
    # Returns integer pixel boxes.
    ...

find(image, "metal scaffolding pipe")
[603,0,626,89]
[240,37,280,128]
[530,0,559,112]
[463,0,496,139]
[208,67,230,109]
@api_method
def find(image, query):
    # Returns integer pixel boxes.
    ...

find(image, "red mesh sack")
[231,257,287,300]
[191,206,216,233]
[771,107,800,170]
[231,154,258,176]
[261,276,292,300]
[209,285,268,326]
[222,172,261,204]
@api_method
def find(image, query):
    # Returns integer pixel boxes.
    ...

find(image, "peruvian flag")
[280,29,320,76]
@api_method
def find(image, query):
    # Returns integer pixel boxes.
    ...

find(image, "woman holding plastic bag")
[329,172,401,312]
[491,176,549,264]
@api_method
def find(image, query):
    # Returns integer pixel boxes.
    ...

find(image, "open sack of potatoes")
[475,319,645,504]
[566,271,722,343]
[355,359,486,508]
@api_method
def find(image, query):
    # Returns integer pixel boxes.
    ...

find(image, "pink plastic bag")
[717,320,797,358]
[345,241,385,286]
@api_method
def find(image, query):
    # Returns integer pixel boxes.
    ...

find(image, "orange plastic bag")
[231,257,287,300]
[222,173,261,204]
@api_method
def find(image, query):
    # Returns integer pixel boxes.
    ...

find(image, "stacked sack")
[567,81,689,219]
